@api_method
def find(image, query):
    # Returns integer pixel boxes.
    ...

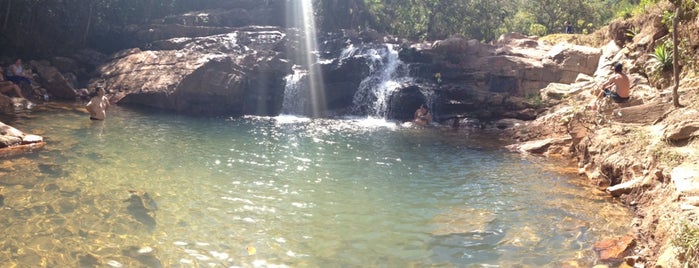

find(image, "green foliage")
[661,10,677,29]
[625,27,639,39]
[529,24,548,36]
[525,93,543,108]
[648,41,674,74]
[673,221,699,264]
[363,0,634,41]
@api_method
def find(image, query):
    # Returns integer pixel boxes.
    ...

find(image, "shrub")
[529,23,547,36]
[673,221,699,264]
[648,41,673,73]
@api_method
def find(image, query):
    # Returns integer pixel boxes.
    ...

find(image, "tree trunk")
[3,0,10,31]
[672,7,680,107]
[82,0,94,47]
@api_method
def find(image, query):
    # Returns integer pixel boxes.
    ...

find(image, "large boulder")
[29,60,79,99]
[405,34,602,100]
[91,28,290,116]
[0,121,44,156]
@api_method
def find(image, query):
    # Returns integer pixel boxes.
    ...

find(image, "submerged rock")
[593,235,635,263]
[122,246,162,268]
[125,191,157,230]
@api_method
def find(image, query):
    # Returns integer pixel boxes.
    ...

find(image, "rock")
[432,36,467,53]
[124,191,157,230]
[29,61,78,99]
[92,28,289,116]
[655,244,682,268]
[544,44,602,81]
[0,121,24,138]
[671,165,699,194]
[22,134,43,144]
[122,246,162,268]
[663,120,699,142]
[607,177,644,197]
[0,121,44,150]
[540,83,582,101]
[607,19,634,47]
[614,102,672,124]
[508,137,571,155]
[593,235,635,262]
[387,85,428,121]
[494,118,525,129]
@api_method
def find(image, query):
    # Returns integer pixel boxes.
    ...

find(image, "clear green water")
[0,103,631,267]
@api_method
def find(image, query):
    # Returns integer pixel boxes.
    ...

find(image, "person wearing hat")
[591,62,630,110]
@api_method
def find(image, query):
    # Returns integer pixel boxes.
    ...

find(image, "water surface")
[0,103,631,267]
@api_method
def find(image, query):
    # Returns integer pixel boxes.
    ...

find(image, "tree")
[672,6,680,107]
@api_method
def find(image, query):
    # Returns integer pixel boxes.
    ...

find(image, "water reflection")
[0,103,631,267]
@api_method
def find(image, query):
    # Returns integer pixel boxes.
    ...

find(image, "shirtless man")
[591,62,630,110]
[414,104,432,126]
[86,87,110,120]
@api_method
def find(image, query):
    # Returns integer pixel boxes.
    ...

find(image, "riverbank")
[506,54,699,267]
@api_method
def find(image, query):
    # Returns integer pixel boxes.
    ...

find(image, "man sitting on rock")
[0,66,26,99]
[6,59,33,86]
[591,62,630,110]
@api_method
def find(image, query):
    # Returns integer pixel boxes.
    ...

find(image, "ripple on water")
[0,104,632,267]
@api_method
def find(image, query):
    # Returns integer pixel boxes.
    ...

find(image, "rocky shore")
[1,1,697,266]
[505,7,699,266]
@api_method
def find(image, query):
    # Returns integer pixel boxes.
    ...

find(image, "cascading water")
[280,66,309,115]
[350,44,412,118]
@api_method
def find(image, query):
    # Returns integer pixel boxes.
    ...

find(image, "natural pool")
[0,103,631,267]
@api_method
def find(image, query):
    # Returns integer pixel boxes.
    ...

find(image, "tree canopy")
[361,0,648,41]
[0,0,654,57]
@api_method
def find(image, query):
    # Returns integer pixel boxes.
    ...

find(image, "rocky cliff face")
[89,17,604,120]
[90,28,290,116]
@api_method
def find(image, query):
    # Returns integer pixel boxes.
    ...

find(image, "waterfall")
[280,66,309,115]
[350,44,411,118]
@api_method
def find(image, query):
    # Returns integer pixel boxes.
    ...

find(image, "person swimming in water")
[414,104,432,126]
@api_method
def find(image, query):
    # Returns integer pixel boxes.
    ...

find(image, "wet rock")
[38,164,63,177]
[125,191,157,230]
[122,246,162,268]
[22,134,43,144]
[508,137,571,155]
[430,207,495,235]
[0,121,45,156]
[593,235,635,262]
[79,253,101,267]
[93,28,289,117]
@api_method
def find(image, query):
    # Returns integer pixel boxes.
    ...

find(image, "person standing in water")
[86,87,110,120]
[414,104,432,126]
